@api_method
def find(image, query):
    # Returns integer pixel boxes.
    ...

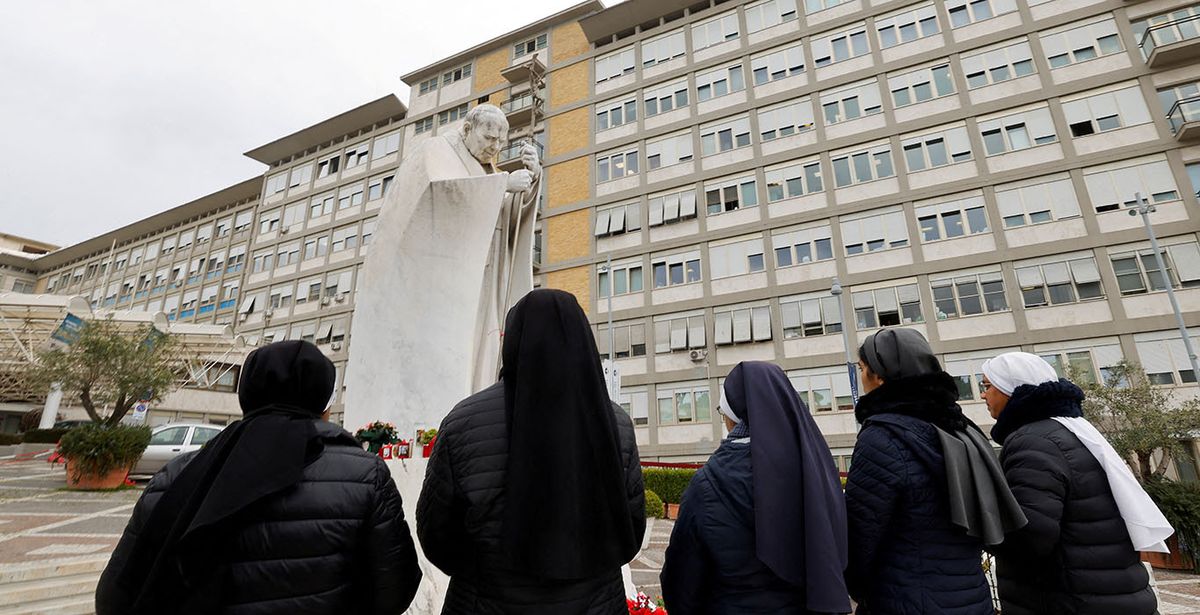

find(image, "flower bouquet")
[627,593,666,615]
[355,421,399,454]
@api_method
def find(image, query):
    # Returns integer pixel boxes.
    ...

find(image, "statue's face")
[463,117,507,163]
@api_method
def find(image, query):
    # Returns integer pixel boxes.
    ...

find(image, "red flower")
[626,593,666,615]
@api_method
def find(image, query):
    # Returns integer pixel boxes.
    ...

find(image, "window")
[932,270,1008,319]
[438,103,468,126]
[831,144,895,187]
[704,175,758,215]
[1016,257,1104,307]
[150,426,189,447]
[812,25,870,67]
[343,142,369,169]
[876,4,940,48]
[265,172,287,195]
[902,125,972,172]
[178,230,194,251]
[692,10,739,50]
[226,245,246,273]
[324,270,354,298]
[888,62,955,107]
[696,64,746,102]
[1135,332,1200,386]
[772,224,834,266]
[258,209,280,235]
[372,131,401,159]
[1041,18,1123,68]
[789,369,855,412]
[961,39,1035,89]
[758,98,815,140]
[947,0,1016,28]
[279,202,304,230]
[700,116,752,156]
[765,159,823,202]
[596,321,648,359]
[414,117,434,135]
[781,294,843,338]
[275,242,300,268]
[596,47,636,84]
[652,314,705,353]
[360,218,377,247]
[710,237,767,279]
[309,191,335,218]
[513,33,547,58]
[805,0,853,13]
[268,283,295,310]
[1189,162,1200,199]
[644,79,689,117]
[995,175,1080,227]
[746,0,798,33]
[979,106,1057,155]
[316,154,340,179]
[820,79,883,124]
[853,284,923,329]
[651,250,702,288]
[598,261,644,298]
[368,174,394,201]
[595,202,642,237]
[840,207,909,255]
[648,188,698,226]
[597,147,639,182]
[641,29,686,67]
[751,44,806,85]
[303,235,329,261]
[715,304,772,344]
[657,383,712,424]
[417,76,439,96]
[916,196,989,242]
[645,132,693,169]
[331,225,360,252]
[11,279,34,293]
[441,63,471,85]
[1112,242,1200,294]
[234,210,253,233]
[1083,158,1180,213]
[1062,85,1152,138]
[596,97,638,131]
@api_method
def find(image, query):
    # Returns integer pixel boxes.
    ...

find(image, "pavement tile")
[0,515,73,533]
[0,536,117,564]
[36,515,129,536]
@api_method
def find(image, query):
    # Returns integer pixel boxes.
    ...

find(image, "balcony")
[500,56,546,85]
[1139,13,1200,67]
[501,90,544,130]
[1168,96,1200,141]
[496,140,544,173]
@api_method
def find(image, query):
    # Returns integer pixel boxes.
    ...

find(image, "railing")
[1167,96,1200,134]
[500,90,544,115]
[1139,12,1200,57]
[497,139,545,165]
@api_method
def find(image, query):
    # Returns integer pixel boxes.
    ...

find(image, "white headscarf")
[719,387,741,424]
[984,352,1175,552]
[981,352,1058,396]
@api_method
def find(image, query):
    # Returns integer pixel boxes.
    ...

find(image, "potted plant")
[57,423,151,489]
[418,428,438,458]
[355,421,399,454]
[1141,478,1200,572]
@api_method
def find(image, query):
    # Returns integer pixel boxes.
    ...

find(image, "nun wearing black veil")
[416,289,646,614]
[660,361,851,615]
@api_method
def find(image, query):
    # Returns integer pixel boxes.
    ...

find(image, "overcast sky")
[0,0,588,248]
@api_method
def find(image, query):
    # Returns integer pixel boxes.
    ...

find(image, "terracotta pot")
[65,461,128,490]
[666,503,681,520]
[1143,535,1196,571]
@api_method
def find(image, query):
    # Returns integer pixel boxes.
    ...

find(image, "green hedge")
[642,467,698,504]
[1144,478,1200,572]
[59,424,151,481]
[644,490,665,519]
[0,433,21,446]
[20,429,68,444]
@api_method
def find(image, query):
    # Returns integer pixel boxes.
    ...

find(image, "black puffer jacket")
[96,421,421,615]
[989,380,1156,615]
[417,381,646,615]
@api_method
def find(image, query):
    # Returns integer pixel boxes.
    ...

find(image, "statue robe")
[343,130,540,433]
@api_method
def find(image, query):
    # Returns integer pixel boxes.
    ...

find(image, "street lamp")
[831,278,860,406]
[599,254,616,396]
[1131,193,1200,380]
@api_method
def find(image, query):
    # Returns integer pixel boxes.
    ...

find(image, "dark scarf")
[990,379,1085,445]
[500,289,639,580]
[854,371,972,433]
[115,341,347,614]
[723,362,851,613]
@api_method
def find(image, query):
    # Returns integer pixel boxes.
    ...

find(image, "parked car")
[52,420,93,430]
[130,423,224,477]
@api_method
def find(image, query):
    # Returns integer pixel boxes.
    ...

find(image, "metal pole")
[832,278,860,406]
[606,254,615,393]
[1134,192,1200,380]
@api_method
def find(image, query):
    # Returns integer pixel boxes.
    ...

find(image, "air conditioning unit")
[334,293,346,303]
[688,349,708,362]
[331,341,343,351]
[320,297,331,307]
[238,313,249,322]
[279,227,289,235]
[264,308,274,318]
[173,281,183,288]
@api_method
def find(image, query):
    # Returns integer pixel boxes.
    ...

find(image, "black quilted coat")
[988,379,1157,615]
[96,421,421,615]
[416,382,646,614]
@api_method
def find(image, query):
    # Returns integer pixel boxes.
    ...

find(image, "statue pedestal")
[386,457,449,615]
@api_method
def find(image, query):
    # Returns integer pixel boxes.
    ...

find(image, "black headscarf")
[115,341,348,614]
[855,329,1027,545]
[500,289,639,580]
[723,362,851,613]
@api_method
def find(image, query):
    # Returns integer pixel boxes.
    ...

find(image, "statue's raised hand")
[520,144,542,178]
[506,169,535,194]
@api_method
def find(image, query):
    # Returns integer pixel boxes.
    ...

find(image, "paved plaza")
[0,455,1199,613]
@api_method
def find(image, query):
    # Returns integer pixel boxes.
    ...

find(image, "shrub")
[58,424,151,482]
[0,433,21,446]
[642,468,697,504]
[1144,478,1200,572]
[644,490,665,519]
[21,428,68,444]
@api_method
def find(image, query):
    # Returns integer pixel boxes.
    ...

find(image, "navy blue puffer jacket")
[845,412,993,615]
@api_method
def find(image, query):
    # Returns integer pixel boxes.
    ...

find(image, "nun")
[660,361,851,615]
[96,340,421,615]
[845,328,1026,615]
[982,352,1168,615]
[416,289,646,614]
